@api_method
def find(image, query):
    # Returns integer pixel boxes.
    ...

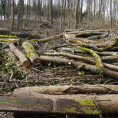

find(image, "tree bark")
[29,34,62,43]
[75,0,80,29]
[9,43,30,67]
[22,42,40,66]
[40,55,118,78]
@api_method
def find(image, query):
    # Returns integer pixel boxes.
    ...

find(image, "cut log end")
[23,60,30,67]
[32,58,41,66]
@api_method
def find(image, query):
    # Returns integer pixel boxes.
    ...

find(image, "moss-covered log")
[0,35,17,38]
[69,38,110,48]
[44,52,118,71]
[40,56,118,78]
[13,88,118,114]
[104,38,118,50]
[87,32,109,40]
[29,34,62,43]
[22,42,40,66]
[9,43,30,67]
[73,46,104,70]
[0,38,20,44]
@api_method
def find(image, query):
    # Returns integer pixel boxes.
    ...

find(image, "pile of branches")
[40,29,118,79]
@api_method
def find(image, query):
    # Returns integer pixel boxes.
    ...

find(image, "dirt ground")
[0,20,118,118]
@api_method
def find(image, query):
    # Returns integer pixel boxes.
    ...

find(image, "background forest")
[0,0,117,30]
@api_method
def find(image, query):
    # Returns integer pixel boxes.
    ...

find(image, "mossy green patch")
[65,107,76,113]
[97,35,101,38]
[22,42,40,59]
[104,38,118,50]
[0,35,17,38]
[0,39,9,42]
[75,99,99,115]
[72,46,103,69]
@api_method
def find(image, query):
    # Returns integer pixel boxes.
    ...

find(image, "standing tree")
[75,0,80,29]
[50,0,53,24]
[1,0,6,20]
[11,0,14,30]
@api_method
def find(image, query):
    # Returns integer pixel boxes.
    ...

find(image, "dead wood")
[40,56,118,78]
[76,32,106,38]
[44,52,95,64]
[101,56,118,61]
[12,84,118,95]
[103,38,118,50]
[29,34,62,43]
[4,48,18,63]
[88,32,109,40]
[22,42,41,66]
[9,43,30,67]
[44,52,118,71]
[69,38,110,48]
[12,88,118,114]
[67,29,107,34]
[72,46,104,70]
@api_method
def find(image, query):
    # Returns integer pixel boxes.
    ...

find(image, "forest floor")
[0,20,118,118]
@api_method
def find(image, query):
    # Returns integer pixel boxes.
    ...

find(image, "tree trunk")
[9,43,30,67]
[40,55,118,78]
[22,42,41,66]
[50,0,53,25]
[75,0,80,29]
[11,0,14,30]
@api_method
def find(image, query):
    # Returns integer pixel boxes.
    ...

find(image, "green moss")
[0,35,17,38]
[104,38,118,50]
[97,35,101,38]
[75,99,99,115]
[65,107,76,113]
[0,39,9,42]
[22,42,40,59]
[73,46,103,69]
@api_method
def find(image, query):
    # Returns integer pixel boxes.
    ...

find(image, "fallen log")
[103,38,118,50]
[13,84,118,95]
[12,88,118,114]
[9,43,30,67]
[72,46,104,70]
[88,32,109,40]
[76,32,105,38]
[101,56,118,61]
[22,42,40,66]
[44,52,118,71]
[4,48,18,63]
[0,35,17,38]
[69,38,110,48]
[40,56,118,78]
[29,34,62,43]
[0,38,20,44]
[67,29,107,34]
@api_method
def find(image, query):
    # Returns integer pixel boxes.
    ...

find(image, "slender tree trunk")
[110,0,112,29]
[87,0,90,29]
[11,0,14,30]
[50,0,53,24]
[93,0,96,28]
[80,0,83,25]
[60,0,64,29]
[75,0,80,29]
